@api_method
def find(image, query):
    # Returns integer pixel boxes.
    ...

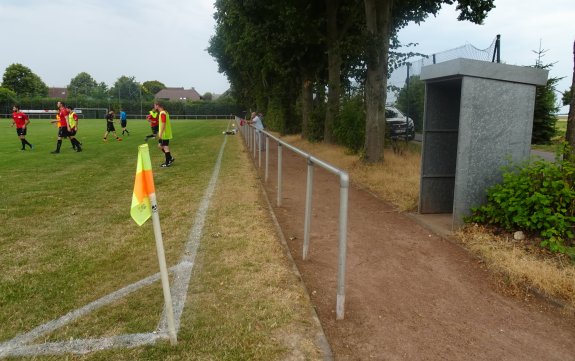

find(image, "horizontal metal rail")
[235,117,349,320]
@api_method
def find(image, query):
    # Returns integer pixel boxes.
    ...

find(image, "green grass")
[0,118,322,360]
[531,119,567,153]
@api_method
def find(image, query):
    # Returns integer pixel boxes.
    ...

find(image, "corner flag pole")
[149,192,178,345]
[131,144,177,345]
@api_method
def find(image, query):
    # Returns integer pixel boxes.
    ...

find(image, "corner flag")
[131,144,155,226]
[130,143,178,344]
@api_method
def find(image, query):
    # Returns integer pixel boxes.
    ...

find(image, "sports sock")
[56,139,62,152]
[165,152,171,163]
[25,140,32,148]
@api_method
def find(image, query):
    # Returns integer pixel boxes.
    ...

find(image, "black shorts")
[16,128,27,136]
[68,129,77,136]
[58,127,69,138]
[159,139,170,146]
[107,122,116,132]
[121,121,127,127]
[151,125,159,134]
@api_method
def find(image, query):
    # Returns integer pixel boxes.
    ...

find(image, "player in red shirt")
[50,101,70,154]
[11,105,33,150]
[144,107,159,142]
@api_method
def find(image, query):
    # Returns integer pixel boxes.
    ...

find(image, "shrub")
[334,95,365,154]
[467,144,575,258]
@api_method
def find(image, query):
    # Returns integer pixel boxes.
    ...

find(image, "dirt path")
[251,140,575,361]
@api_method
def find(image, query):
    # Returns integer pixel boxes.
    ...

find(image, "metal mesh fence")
[387,35,500,103]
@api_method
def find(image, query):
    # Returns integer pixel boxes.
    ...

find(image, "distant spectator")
[248,111,265,150]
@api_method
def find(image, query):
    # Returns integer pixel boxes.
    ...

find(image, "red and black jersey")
[12,111,29,128]
[147,113,159,127]
[58,108,69,127]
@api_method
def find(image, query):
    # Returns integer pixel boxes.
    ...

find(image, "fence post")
[277,143,283,207]
[253,128,257,159]
[336,172,349,320]
[303,158,314,260]
[265,137,269,182]
[258,132,262,169]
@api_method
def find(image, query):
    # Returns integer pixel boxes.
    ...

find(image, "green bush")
[467,145,575,258]
[334,95,365,154]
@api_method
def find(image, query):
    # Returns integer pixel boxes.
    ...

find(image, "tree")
[110,76,141,102]
[1,63,48,97]
[565,41,575,151]
[531,46,560,144]
[67,72,99,98]
[202,92,213,101]
[0,87,17,112]
[209,0,325,134]
[361,0,494,163]
[142,80,166,99]
[395,75,425,132]
[563,86,573,106]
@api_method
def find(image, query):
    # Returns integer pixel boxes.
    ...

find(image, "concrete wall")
[418,59,548,228]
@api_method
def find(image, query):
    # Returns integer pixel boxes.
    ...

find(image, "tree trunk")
[363,0,392,163]
[301,78,314,139]
[565,41,575,153]
[324,0,341,144]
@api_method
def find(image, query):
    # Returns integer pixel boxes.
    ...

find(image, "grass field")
[0,118,323,360]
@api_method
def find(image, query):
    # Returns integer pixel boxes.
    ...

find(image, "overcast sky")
[0,0,573,112]
[398,0,574,113]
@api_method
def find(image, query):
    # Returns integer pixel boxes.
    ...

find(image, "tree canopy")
[110,76,141,102]
[1,63,48,97]
[209,0,495,162]
[142,80,166,99]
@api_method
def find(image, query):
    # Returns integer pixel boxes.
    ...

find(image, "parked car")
[385,106,415,140]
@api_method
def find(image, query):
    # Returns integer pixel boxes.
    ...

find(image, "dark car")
[386,106,415,140]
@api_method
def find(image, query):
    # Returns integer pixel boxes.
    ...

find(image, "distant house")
[155,87,202,102]
[48,87,68,99]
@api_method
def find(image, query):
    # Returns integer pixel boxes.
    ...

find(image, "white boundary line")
[0,136,228,359]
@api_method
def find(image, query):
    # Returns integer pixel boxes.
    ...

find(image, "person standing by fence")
[248,111,265,150]
[11,105,33,151]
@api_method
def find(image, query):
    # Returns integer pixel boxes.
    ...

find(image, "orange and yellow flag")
[131,144,156,226]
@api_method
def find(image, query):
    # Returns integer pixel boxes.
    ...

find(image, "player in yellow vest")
[66,105,82,152]
[155,101,174,167]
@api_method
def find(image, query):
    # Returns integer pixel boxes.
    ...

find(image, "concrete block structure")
[418,58,548,228]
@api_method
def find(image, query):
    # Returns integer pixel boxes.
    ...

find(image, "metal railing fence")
[236,117,350,320]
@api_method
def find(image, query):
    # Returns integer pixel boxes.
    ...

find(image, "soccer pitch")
[0,118,324,360]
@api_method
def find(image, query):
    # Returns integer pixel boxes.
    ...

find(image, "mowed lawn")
[0,118,323,360]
